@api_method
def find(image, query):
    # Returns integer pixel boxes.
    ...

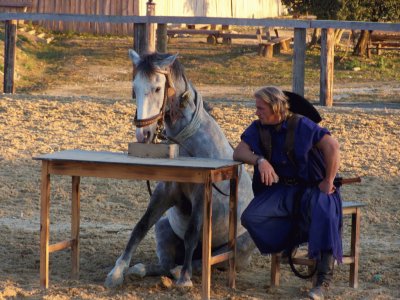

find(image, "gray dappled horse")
[105,50,255,288]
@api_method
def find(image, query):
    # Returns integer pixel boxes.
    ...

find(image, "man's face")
[255,97,281,125]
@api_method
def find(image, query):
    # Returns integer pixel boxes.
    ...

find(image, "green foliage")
[281,0,400,21]
[338,0,400,21]
[281,0,341,19]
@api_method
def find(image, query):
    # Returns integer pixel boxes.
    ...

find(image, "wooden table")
[33,150,241,300]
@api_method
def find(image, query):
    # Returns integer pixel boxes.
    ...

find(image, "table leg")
[202,176,213,300]
[40,161,50,288]
[71,176,80,279]
[228,168,238,288]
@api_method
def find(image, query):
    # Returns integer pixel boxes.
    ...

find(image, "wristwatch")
[256,156,266,166]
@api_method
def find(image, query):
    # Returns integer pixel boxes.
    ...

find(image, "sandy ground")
[0,85,399,299]
[0,32,399,300]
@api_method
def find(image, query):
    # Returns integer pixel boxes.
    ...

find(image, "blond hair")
[254,86,290,121]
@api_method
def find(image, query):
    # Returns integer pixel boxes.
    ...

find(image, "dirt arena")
[0,88,399,300]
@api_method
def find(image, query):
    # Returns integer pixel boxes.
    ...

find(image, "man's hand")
[258,159,279,186]
[318,179,336,194]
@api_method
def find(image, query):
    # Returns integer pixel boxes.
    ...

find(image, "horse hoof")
[104,262,127,288]
[127,263,146,278]
[104,272,124,288]
[170,265,182,280]
[176,278,193,288]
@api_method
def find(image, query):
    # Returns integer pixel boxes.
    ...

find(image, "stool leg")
[350,208,361,288]
[270,253,281,287]
[228,174,238,288]
[71,176,81,279]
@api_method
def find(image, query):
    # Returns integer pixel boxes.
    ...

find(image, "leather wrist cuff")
[256,156,266,166]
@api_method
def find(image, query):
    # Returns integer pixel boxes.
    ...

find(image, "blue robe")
[240,117,343,262]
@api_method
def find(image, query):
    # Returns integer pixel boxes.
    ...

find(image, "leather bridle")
[133,68,192,143]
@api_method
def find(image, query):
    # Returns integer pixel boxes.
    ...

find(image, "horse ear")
[158,53,178,69]
[128,49,141,67]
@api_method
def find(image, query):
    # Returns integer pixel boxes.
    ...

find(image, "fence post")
[292,28,306,96]
[133,23,148,55]
[134,1,156,55]
[320,28,334,107]
[156,23,168,53]
[3,20,17,94]
[146,1,156,53]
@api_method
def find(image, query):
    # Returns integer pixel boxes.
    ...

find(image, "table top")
[33,149,242,170]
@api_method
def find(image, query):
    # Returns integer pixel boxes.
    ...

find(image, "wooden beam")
[202,175,213,300]
[292,28,306,96]
[48,240,73,253]
[146,1,155,53]
[0,13,398,32]
[311,20,400,32]
[228,171,238,288]
[133,23,147,55]
[40,161,50,289]
[0,13,311,28]
[156,23,168,53]
[71,176,80,279]
[350,208,361,288]
[3,19,17,94]
[320,28,334,107]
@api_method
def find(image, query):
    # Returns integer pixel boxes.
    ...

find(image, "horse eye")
[155,87,161,93]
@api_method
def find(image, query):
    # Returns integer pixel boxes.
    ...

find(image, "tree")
[282,0,400,55]
[338,0,400,55]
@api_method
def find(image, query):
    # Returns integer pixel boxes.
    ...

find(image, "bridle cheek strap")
[133,68,176,129]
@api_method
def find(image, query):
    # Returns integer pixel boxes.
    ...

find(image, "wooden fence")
[30,0,138,35]
[1,13,399,105]
[17,0,284,35]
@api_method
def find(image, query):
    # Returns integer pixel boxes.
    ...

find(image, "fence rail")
[1,13,399,104]
[0,13,399,31]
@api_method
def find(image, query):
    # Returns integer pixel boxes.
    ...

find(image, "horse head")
[129,50,192,144]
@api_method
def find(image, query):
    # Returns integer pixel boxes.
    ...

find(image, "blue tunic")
[240,117,343,262]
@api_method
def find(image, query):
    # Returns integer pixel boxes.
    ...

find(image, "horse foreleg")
[176,197,203,287]
[104,185,174,288]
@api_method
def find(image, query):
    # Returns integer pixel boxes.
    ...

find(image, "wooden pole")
[133,23,147,55]
[202,175,213,300]
[3,20,17,94]
[292,28,306,96]
[156,23,168,53]
[134,1,156,55]
[40,161,50,288]
[146,1,155,53]
[71,176,81,279]
[320,28,334,106]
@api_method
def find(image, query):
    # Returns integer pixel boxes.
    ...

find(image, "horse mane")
[136,52,185,80]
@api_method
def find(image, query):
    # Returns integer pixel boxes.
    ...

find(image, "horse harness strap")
[257,114,303,166]
[257,114,317,279]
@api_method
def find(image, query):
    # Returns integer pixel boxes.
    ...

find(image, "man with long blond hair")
[233,86,342,300]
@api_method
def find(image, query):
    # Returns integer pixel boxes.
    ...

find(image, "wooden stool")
[270,201,365,288]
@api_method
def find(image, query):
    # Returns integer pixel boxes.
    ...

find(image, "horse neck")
[166,83,233,159]
[165,81,198,138]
